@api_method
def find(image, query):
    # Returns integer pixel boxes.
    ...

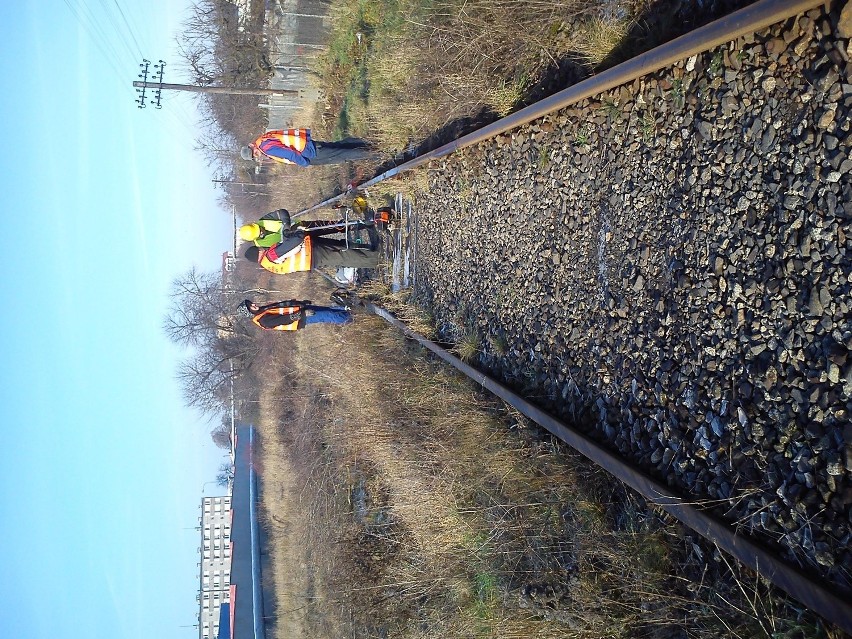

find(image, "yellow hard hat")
[352,195,368,214]
[239,223,261,241]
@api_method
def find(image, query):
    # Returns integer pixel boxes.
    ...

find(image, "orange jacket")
[251,304,304,331]
[253,129,313,165]
[259,235,313,274]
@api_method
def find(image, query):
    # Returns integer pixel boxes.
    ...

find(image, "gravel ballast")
[409,5,852,593]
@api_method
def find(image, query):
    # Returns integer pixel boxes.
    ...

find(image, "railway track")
[298,0,852,631]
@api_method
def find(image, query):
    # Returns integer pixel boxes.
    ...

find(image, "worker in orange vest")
[238,299,352,330]
[241,128,381,166]
[243,224,380,275]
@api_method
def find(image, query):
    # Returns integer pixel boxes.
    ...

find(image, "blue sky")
[0,2,235,637]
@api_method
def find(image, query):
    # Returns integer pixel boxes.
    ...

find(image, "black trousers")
[311,138,382,164]
[311,238,380,269]
[301,220,372,236]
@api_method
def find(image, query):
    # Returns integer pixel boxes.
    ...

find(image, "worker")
[240,128,381,166]
[238,299,352,330]
[243,223,380,274]
[239,208,377,248]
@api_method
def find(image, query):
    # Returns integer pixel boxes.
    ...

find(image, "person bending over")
[238,299,352,330]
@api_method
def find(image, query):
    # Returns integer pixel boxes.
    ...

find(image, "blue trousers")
[304,305,352,325]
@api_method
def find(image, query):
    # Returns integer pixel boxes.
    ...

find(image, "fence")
[263,0,331,128]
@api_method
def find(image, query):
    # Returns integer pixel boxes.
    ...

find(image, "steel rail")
[296,0,827,218]
[366,302,852,633]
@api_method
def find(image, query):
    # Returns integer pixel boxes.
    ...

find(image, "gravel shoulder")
[410,4,852,594]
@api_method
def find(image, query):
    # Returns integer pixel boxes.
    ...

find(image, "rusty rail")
[366,302,852,633]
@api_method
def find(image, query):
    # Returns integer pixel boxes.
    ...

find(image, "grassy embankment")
[311,0,630,149]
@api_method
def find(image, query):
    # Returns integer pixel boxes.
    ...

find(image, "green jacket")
[253,210,290,247]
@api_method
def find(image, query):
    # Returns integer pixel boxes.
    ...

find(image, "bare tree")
[194,123,240,170]
[176,0,271,89]
[164,267,260,415]
[163,267,239,345]
[216,462,234,487]
[211,418,232,449]
[174,0,272,194]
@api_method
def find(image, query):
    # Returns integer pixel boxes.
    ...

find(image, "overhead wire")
[78,0,137,63]
[60,0,135,98]
[107,0,146,59]
[102,0,205,138]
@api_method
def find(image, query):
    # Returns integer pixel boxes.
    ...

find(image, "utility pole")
[133,80,298,96]
[212,179,267,187]
[133,58,298,106]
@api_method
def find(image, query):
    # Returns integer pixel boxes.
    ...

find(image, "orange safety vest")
[251,306,303,331]
[254,129,309,165]
[259,235,313,274]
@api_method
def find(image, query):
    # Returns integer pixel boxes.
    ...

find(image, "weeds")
[485,77,529,117]
[358,279,437,338]
[537,145,551,171]
[472,569,498,615]
[571,15,631,66]
[488,332,508,356]
[602,98,620,121]
[670,78,685,109]
[456,329,481,362]
[367,171,431,204]
[575,123,592,146]
[639,111,656,142]
[457,177,471,200]
[708,50,724,77]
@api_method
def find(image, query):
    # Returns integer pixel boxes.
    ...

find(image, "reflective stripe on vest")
[259,235,313,274]
[256,129,309,164]
[252,307,301,331]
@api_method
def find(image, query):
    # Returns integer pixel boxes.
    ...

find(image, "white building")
[199,495,233,639]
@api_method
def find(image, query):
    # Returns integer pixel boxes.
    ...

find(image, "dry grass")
[249,1,632,216]
[365,169,433,204]
[455,329,481,362]
[246,277,835,639]
[571,16,632,65]
[314,0,625,152]
[360,281,438,338]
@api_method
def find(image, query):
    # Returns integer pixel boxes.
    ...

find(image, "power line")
[108,0,146,58]
[60,0,134,96]
[86,0,132,62]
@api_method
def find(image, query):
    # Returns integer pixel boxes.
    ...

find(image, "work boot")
[329,290,351,307]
